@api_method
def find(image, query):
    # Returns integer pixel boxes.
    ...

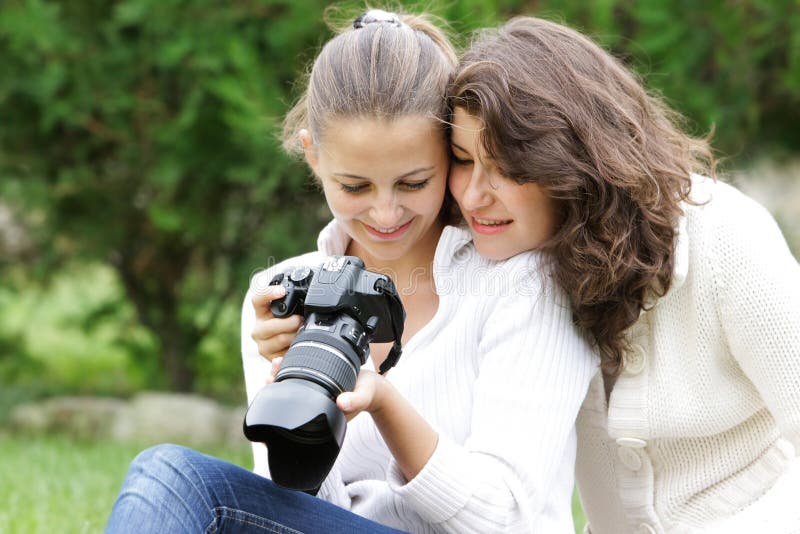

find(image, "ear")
[299,129,319,173]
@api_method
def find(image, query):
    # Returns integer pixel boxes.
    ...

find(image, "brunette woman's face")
[302,116,448,264]
[449,108,557,260]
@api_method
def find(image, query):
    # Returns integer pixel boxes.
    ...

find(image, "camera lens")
[275,302,287,314]
[276,342,357,395]
[243,313,368,491]
[275,314,365,396]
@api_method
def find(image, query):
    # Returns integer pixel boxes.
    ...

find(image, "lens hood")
[243,380,346,491]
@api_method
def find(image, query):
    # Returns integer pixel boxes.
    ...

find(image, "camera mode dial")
[289,266,312,283]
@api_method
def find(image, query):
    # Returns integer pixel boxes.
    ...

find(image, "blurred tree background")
[1,0,799,408]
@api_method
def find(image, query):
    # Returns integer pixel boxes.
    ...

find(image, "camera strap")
[379,343,403,375]
[374,279,405,375]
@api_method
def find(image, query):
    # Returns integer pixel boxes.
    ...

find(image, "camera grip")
[269,267,312,318]
[268,275,293,317]
[272,288,301,317]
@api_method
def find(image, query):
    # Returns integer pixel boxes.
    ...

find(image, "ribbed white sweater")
[242,223,598,533]
[576,177,800,534]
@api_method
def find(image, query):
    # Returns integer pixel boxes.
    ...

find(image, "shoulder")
[684,174,798,292]
[686,175,778,231]
[683,175,790,264]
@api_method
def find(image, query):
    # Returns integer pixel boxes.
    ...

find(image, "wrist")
[369,375,394,417]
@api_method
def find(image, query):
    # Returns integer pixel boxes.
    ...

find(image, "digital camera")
[243,255,405,492]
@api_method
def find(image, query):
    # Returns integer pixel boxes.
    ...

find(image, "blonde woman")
[106,10,597,534]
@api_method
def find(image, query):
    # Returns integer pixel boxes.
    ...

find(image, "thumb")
[252,285,287,320]
[337,392,367,414]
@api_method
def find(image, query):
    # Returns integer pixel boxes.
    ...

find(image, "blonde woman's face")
[303,116,448,264]
[449,108,557,260]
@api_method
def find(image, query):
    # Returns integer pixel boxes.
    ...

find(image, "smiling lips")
[470,216,513,235]
[363,219,414,240]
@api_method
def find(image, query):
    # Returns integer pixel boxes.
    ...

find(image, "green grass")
[0,434,252,534]
[572,490,587,532]
[0,433,586,533]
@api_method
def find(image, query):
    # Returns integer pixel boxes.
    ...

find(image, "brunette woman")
[448,16,800,534]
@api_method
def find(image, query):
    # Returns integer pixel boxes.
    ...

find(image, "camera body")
[243,255,405,492]
[270,256,403,362]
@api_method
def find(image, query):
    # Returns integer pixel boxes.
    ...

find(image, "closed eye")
[399,179,430,191]
[339,183,369,194]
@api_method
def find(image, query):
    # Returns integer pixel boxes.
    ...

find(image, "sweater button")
[617,445,642,471]
[616,437,646,471]
[624,345,646,375]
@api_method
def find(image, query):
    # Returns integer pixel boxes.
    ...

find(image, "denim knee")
[107,444,214,534]
[126,444,204,496]
[130,443,194,473]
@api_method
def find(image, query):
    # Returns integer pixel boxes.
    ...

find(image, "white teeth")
[475,217,511,226]
[373,224,402,233]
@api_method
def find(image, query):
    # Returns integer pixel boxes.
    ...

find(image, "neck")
[347,221,443,294]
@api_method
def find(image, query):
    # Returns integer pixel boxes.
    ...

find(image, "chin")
[362,243,412,262]
[474,245,505,261]
[474,242,519,262]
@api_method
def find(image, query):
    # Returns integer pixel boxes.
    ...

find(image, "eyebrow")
[450,142,470,154]
[333,166,435,182]
[451,140,494,165]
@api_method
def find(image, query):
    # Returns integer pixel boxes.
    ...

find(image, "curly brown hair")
[449,17,717,374]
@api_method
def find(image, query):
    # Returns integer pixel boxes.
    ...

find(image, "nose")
[369,191,404,228]
[459,166,493,212]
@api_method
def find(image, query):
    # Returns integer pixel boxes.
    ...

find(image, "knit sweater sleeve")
[241,286,272,477]
[712,185,800,450]
[387,272,599,532]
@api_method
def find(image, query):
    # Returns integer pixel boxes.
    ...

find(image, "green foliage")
[510,0,800,157]
[1,0,332,390]
[1,0,798,396]
[0,263,157,406]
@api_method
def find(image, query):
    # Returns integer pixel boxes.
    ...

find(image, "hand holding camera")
[250,285,303,362]
[243,255,406,492]
[265,355,382,423]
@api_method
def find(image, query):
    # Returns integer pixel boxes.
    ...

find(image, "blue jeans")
[105,444,407,534]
